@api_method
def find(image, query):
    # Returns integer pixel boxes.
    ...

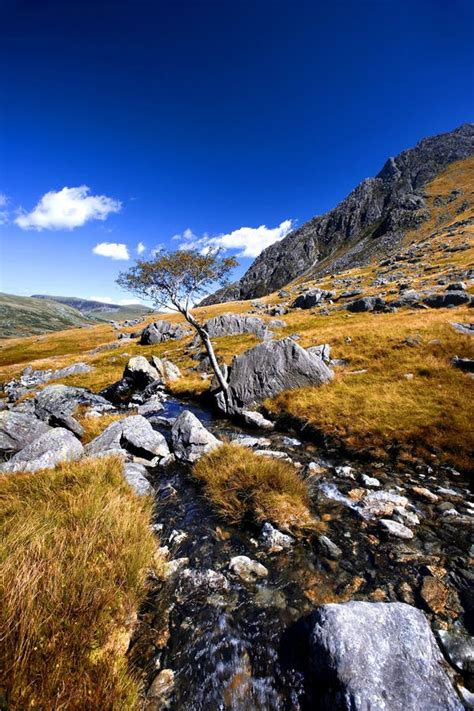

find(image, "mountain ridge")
[202,123,474,304]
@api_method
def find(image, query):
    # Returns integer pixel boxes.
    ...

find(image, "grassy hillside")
[32,295,153,323]
[0,293,93,339]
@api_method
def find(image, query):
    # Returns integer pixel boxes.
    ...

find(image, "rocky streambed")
[1,354,473,710]
[126,394,474,710]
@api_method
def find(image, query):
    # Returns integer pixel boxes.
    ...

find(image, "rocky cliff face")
[202,123,474,304]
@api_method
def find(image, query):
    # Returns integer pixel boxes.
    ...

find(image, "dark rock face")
[202,124,474,304]
[222,338,333,414]
[291,289,333,309]
[140,320,190,345]
[346,296,386,313]
[307,601,462,710]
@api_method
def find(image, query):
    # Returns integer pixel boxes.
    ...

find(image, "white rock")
[229,555,269,583]
[379,519,414,539]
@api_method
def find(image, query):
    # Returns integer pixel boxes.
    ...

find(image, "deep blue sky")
[0,0,473,304]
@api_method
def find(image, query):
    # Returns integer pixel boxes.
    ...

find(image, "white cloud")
[137,241,146,255]
[0,193,9,224]
[15,185,122,231]
[177,219,294,258]
[92,242,130,260]
[89,295,143,305]
[0,193,7,207]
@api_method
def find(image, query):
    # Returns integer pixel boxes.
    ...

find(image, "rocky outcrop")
[424,291,472,308]
[140,320,190,345]
[202,124,474,304]
[220,338,333,414]
[1,427,84,473]
[151,356,181,381]
[0,411,51,458]
[34,384,113,435]
[292,289,333,309]
[85,415,170,460]
[199,314,269,339]
[171,410,221,463]
[306,601,462,710]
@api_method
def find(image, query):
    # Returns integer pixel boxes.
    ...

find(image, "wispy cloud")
[176,220,294,258]
[92,242,130,260]
[89,295,143,305]
[15,186,122,231]
[137,241,146,255]
[0,193,9,225]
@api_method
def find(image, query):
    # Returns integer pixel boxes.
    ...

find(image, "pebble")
[379,519,414,540]
[360,474,381,488]
[318,535,343,560]
[229,555,269,583]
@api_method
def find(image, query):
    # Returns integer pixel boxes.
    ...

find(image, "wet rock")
[335,465,354,478]
[164,558,189,579]
[146,669,175,710]
[307,601,462,711]
[424,291,471,308]
[175,568,230,604]
[229,555,269,583]
[124,356,160,387]
[151,356,181,381]
[359,490,409,518]
[420,576,461,618]
[123,462,152,496]
[223,338,333,414]
[259,522,293,553]
[85,415,170,460]
[379,519,414,539]
[140,320,190,345]
[360,473,381,488]
[254,449,293,462]
[0,410,51,457]
[1,427,83,473]
[437,629,474,676]
[317,535,343,560]
[346,296,386,312]
[240,410,275,430]
[171,410,220,463]
[138,395,165,419]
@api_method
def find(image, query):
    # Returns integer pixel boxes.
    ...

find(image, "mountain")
[202,123,474,304]
[0,293,94,338]
[31,295,153,323]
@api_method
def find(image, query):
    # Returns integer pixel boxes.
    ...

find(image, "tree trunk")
[182,309,229,395]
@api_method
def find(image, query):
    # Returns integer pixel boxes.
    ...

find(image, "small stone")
[412,485,439,503]
[335,465,354,478]
[420,576,461,618]
[146,669,175,709]
[259,522,293,553]
[229,555,269,583]
[437,630,474,674]
[379,519,414,539]
[318,535,342,560]
[360,474,381,488]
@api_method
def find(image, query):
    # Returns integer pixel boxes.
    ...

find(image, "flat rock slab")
[307,601,462,710]
[1,427,83,473]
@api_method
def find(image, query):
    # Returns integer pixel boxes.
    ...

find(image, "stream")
[129,394,474,710]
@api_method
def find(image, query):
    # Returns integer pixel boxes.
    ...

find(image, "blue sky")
[0,0,473,305]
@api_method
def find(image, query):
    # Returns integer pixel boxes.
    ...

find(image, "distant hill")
[0,293,94,338]
[31,295,153,323]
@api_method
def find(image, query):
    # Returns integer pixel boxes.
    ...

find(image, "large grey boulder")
[4,362,93,402]
[292,289,332,309]
[140,320,190,345]
[0,411,51,457]
[1,428,84,473]
[34,384,113,436]
[424,291,471,308]
[307,601,462,710]
[123,356,160,387]
[171,410,220,463]
[222,338,333,414]
[346,296,386,313]
[85,415,170,460]
[123,462,152,496]
[151,356,181,381]
[200,314,268,340]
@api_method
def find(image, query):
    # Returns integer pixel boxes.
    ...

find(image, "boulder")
[1,428,84,473]
[379,518,414,539]
[292,289,333,309]
[346,296,386,313]
[222,338,333,414]
[424,291,471,308]
[151,356,181,381]
[85,415,170,460]
[140,320,190,345]
[0,411,51,457]
[123,462,152,496]
[241,410,275,430]
[35,384,112,421]
[138,395,165,419]
[193,314,269,345]
[123,356,160,387]
[307,601,462,710]
[171,410,220,463]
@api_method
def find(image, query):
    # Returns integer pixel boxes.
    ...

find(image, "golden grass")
[0,456,160,710]
[266,307,474,471]
[192,443,314,532]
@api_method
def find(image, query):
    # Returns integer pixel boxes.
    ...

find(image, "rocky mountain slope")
[203,123,474,304]
[32,294,152,322]
[0,293,94,338]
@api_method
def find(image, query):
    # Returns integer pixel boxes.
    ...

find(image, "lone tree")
[117,248,237,394]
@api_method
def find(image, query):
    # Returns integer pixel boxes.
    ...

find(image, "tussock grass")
[75,408,131,443]
[192,443,314,531]
[0,456,159,710]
